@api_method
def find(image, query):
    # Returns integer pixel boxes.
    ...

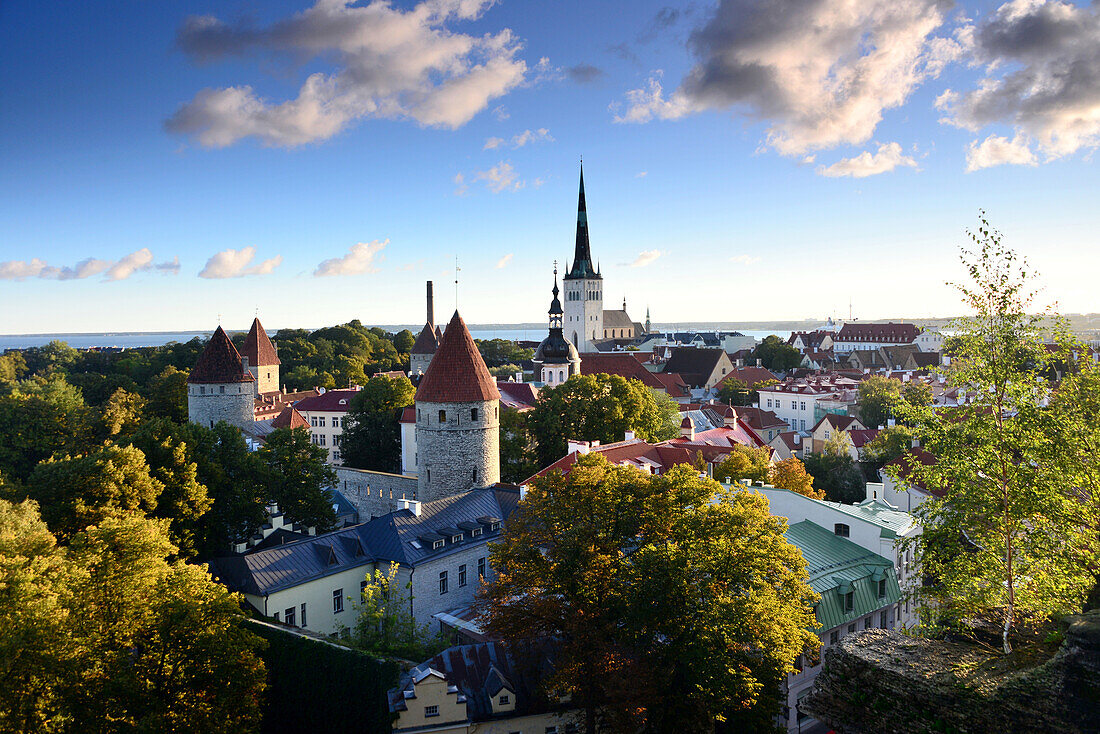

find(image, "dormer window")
[878,578,887,598]
[498,694,509,705]
[471,527,482,537]
[452,534,463,543]
[432,539,444,550]
[490,521,501,532]
[834,523,850,538]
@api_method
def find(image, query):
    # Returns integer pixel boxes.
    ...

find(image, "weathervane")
[455,256,461,309]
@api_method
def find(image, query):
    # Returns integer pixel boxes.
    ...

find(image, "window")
[219,385,225,394]
[319,435,326,446]
[800,419,806,430]
[427,468,431,482]
[273,611,279,622]
[459,564,467,587]
[439,571,448,595]
[311,416,318,427]
[470,408,478,421]
[880,610,888,628]
[318,416,326,427]
[424,705,439,718]
[766,398,772,408]
[498,694,510,705]
[848,623,857,633]
[478,557,486,580]
[824,430,831,440]
[432,539,444,550]
[472,467,477,482]
[791,400,797,409]
[301,603,307,627]
[332,450,341,461]
[844,591,854,612]
[200,386,205,395]
[438,409,446,422]
[470,527,482,537]
[285,607,296,626]
[829,631,838,645]
[360,579,369,601]
[834,523,850,537]
[878,578,887,598]
[800,401,806,410]
[451,533,463,543]
[864,616,873,630]
[333,589,344,613]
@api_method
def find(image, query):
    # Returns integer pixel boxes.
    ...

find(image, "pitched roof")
[884,448,941,495]
[812,413,864,433]
[847,428,880,449]
[528,439,702,483]
[242,318,280,367]
[663,347,728,387]
[415,311,501,404]
[714,366,778,389]
[602,309,634,328]
[293,388,361,413]
[836,322,920,343]
[732,406,787,431]
[188,326,254,384]
[580,352,668,392]
[271,406,309,430]
[497,381,539,411]
[411,322,440,355]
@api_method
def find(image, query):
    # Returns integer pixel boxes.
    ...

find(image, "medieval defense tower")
[241,317,280,395]
[187,326,256,430]
[414,310,500,503]
[562,164,603,353]
[410,281,441,376]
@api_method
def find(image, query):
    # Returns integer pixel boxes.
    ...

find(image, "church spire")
[565,163,600,281]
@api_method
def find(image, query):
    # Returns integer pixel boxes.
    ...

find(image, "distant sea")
[0,327,791,351]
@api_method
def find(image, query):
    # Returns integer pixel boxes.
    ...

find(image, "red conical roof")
[243,318,280,366]
[188,326,254,384]
[271,406,308,430]
[415,311,500,403]
[410,322,440,355]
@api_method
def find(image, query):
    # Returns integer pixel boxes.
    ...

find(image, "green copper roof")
[815,498,918,539]
[785,520,902,631]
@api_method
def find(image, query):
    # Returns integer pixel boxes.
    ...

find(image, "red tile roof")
[242,318,280,367]
[884,448,941,495]
[580,353,667,391]
[293,388,360,413]
[271,406,309,430]
[836,322,920,343]
[812,414,863,433]
[497,381,540,411]
[399,406,416,423]
[188,326,254,384]
[733,406,787,431]
[847,428,880,449]
[410,322,440,355]
[528,439,701,482]
[415,311,500,404]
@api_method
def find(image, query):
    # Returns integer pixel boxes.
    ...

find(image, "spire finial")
[455,256,461,309]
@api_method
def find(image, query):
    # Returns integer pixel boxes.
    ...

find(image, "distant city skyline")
[3,0,1099,334]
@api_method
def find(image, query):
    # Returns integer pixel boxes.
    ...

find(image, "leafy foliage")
[894,219,1100,652]
[770,457,823,499]
[527,373,680,468]
[499,408,539,483]
[350,563,446,661]
[715,376,778,407]
[857,376,904,429]
[256,428,337,532]
[859,426,916,480]
[341,374,416,473]
[479,455,819,733]
[713,445,771,485]
[750,335,802,372]
[803,451,866,504]
[475,338,534,368]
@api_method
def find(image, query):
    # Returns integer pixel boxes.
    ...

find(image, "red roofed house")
[662,347,735,391]
[294,388,363,464]
[241,317,281,395]
[415,311,501,503]
[833,322,921,354]
[809,414,867,454]
[187,326,256,431]
[580,352,691,401]
[271,405,310,431]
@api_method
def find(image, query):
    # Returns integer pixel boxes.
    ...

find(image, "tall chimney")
[426,281,434,328]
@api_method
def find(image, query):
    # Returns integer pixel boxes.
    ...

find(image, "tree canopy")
[526,373,680,468]
[479,455,818,733]
[340,374,416,473]
[803,451,866,504]
[750,335,802,372]
[894,220,1100,652]
[857,375,903,429]
[715,376,777,407]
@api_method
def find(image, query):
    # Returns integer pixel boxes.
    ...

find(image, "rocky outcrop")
[803,610,1100,734]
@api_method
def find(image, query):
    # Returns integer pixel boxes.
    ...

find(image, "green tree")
[769,456,823,499]
[859,425,916,480]
[350,563,445,660]
[894,221,1100,652]
[256,428,337,531]
[857,375,903,429]
[0,351,28,386]
[716,377,777,407]
[479,455,818,733]
[475,339,534,368]
[100,387,146,438]
[0,501,266,733]
[527,374,680,468]
[0,374,92,482]
[713,445,771,485]
[146,366,189,423]
[750,335,801,372]
[341,374,416,473]
[902,379,933,408]
[803,451,866,504]
[499,408,538,483]
[393,329,416,353]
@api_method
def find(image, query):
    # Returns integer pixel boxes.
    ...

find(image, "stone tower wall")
[247,363,280,395]
[187,382,255,429]
[410,352,433,377]
[415,398,500,503]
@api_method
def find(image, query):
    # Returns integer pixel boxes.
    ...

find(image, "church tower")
[241,317,280,395]
[562,164,603,353]
[414,311,500,503]
[187,326,256,430]
[532,265,581,386]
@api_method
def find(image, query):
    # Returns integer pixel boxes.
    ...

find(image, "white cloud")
[0,249,172,282]
[495,253,513,269]
[199,246,283,279]
[473,161,523,192]
[484,128,553,150]
[453,172,469,196]
[635,171,648,178]
[629,250,662,268]
[314,240,388,276]
[729,254,761,265]
[615,0,961,156]
[167,0,527,148]
[155,256,182,275]
[492,105,510,121]
[938,0,1100,163]
[817,142,919,178]
[965,133,1038,171]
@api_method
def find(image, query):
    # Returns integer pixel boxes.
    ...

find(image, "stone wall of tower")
[245,361,280,395]
[187,383,255,430]
[563,278,603,352]
[415,398,500,502]
[409,353,433,376]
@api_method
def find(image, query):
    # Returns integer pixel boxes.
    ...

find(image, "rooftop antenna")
[849,297,853,322]
[454,256,461,310]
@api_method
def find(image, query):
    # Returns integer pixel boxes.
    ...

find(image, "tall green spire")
[565,163,600,280]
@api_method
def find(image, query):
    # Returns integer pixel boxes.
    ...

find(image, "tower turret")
[562,164,603,352]
[187,326,256,429]
[242,317,281,394]
[414,311,500,502]
[410,281,440,376]
[533,264,581,385]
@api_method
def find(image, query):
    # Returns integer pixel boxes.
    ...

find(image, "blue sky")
[2,0,1098,334]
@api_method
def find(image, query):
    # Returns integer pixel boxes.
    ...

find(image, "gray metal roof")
[209,486,521,596]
